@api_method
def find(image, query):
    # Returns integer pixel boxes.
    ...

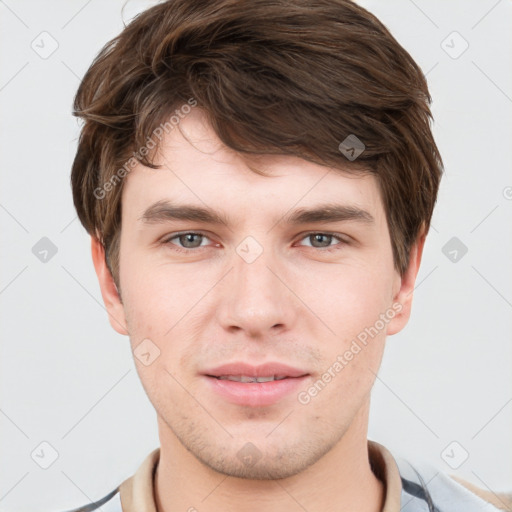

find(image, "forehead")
[121,108,385,226]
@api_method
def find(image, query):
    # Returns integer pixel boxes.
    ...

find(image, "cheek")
[296,269,389,409]
[293,264,391,394]
[120,258,218,398]
[296,262,393,335]
[121,251,208,334]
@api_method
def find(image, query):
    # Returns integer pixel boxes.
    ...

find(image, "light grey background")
[1,0,511,510]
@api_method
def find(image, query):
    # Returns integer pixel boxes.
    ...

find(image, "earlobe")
[386,229,427,336]
[90,235,129,336]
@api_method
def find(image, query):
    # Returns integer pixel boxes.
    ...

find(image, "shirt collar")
[118,440,403,512]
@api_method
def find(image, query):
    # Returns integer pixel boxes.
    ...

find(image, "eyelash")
[160,231,348,254]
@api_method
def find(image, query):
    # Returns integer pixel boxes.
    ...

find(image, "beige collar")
[119,440,403,512]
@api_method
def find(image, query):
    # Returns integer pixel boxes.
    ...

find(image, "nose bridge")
[217,235,294,335]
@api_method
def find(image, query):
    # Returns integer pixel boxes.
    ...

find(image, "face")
[93,107,422,480]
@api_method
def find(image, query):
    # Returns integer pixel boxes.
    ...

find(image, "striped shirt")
[60,441,511,512]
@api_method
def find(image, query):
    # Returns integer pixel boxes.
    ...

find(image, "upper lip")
[203,362,309,378]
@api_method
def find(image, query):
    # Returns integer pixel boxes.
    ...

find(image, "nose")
[216,242,297,337]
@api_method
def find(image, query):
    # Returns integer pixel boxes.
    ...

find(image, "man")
[66,0,509,511]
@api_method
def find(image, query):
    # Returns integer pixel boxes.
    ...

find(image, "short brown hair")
[71,0,442,289]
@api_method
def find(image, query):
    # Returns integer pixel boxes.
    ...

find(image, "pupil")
[182,234,201,248]
[313,234,330,247]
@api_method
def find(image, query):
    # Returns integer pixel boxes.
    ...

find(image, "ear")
[386,227,427,336]
[90,235,129,336]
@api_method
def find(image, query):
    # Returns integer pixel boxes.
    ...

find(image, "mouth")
[207,375,292,383]
[201,363,310,407]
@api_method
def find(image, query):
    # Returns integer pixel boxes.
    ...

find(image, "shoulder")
[396,456,512,512]
[450,475,512,511]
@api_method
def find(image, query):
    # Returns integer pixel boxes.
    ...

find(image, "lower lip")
[203,375,310,407]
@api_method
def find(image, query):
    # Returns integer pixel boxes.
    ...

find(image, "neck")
[154,404,385,512]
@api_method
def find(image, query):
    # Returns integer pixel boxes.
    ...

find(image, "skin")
[92,107,425,512]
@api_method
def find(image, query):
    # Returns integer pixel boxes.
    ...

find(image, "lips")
[217,375,288,383]
[201,362,310,407]
[203,361,309,379]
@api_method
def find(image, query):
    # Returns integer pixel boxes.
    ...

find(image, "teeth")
[217,375,288,383]
[253,376,275,382]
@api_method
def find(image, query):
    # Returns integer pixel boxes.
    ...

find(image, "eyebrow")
[138,200,374,226]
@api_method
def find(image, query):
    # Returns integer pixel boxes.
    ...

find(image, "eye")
[160,231,348,254]
[297,232,347,251]
[162,231,213,251]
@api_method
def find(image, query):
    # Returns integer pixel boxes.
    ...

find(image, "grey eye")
[177,233,204,248]
[307,234,334,248]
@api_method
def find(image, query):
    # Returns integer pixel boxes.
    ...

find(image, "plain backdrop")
[1,0,511,510]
